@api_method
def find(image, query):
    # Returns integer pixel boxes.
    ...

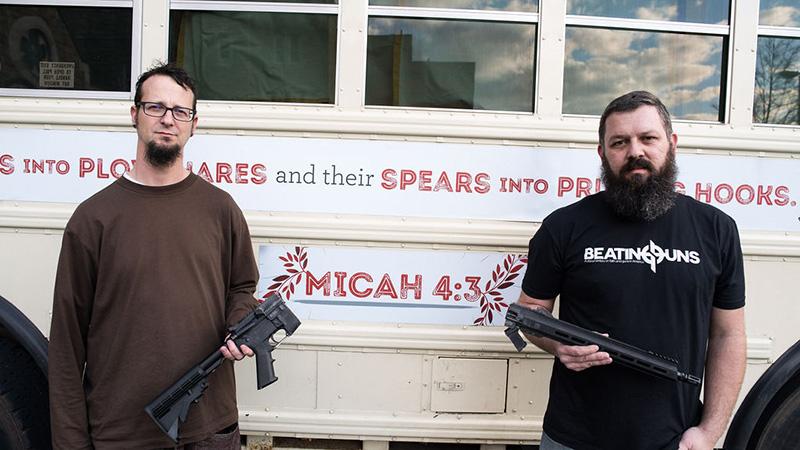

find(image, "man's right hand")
[552,342,612,372]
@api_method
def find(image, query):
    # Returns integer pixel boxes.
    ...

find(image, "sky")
[365,1,797,120]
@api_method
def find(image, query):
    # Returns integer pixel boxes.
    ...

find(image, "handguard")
[504,303,701,385]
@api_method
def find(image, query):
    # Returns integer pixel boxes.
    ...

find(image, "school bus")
[0,1,798,449]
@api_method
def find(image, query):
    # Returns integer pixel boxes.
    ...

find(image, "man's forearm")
[522,331,562,356]
[698,326,746,441]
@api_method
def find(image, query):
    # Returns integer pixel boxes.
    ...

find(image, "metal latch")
[436,381,465,391]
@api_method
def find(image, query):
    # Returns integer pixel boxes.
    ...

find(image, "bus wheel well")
[724,340,800,450]
[0,337,51,450]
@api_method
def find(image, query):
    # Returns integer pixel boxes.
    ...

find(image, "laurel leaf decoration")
[263,246,308,300]
[471,254,528,326]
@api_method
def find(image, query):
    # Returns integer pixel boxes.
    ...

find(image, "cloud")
[760,6,800,27]
[565,27,640,60]
[563,27,722,118]
[368,18,535,110]
[670,85,719,104]
[635,5,677,21]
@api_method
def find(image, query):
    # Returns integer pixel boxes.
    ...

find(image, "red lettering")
[419,170,432,191]
[432,276,453,301]
[433,171,453,192]
[576,177,592,198]
[757,185,774,205]
[381,170,489,193]
[216,163,232,183]
[333,271,347,297]
[79,158,94,178]
[31,159,45,174]
[475,173,490,194]
[305,271,331,296]
[400,170,417,190]
[95,158,111,179]
[735,184,755,205]
[373,273,398,299]
[251,164,267,185]
[523,178,534,192]
[400,274,422,300]
[110,159,131,179]
[55,160,70,175]
[463,276,481,302]
[349,272,373,298]
[534,179,549,194]
[455,172,472,193]
[235,163,249,184]
[557,177,574,197]
[714,183,733,204]
[196,162,213,183]
[695,183,712,203]
[775,186,790,206]
[381,169,397,189]
[0,154,14,175]
[674,181,685,195]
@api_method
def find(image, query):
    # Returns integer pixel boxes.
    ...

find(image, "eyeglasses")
[136,102,196,122]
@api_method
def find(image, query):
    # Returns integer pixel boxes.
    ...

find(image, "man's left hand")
[220,340,254,361]
[678,426,716,450]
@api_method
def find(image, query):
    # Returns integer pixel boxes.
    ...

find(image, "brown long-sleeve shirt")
[49,173,259,449]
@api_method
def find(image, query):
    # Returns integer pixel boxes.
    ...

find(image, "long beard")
[600,148,678,222]
[145,140,181,168]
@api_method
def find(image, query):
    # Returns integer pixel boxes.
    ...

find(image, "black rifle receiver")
[504,303,701,386]
[145,294,301,443]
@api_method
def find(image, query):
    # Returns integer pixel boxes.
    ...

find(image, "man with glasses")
[517,91,746,450]
[49,63,258,449]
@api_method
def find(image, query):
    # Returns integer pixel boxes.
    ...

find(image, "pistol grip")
[255,345,278,389]
[505,325,528,352]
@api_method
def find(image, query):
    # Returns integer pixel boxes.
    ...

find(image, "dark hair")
[598,90,673,147]
[134,62,197,111]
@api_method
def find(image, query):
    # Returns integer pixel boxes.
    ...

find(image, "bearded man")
[49,63,258,449]
[517,91,746,450]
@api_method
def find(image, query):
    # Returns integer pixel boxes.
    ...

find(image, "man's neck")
[128,160,190,186]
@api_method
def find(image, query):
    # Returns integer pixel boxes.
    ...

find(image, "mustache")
[622,157,655,174]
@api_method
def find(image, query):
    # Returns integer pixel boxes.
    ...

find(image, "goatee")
[145,140,181,168]
[601,148,678,222]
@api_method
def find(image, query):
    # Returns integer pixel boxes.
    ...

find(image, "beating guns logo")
[583,240,700,273]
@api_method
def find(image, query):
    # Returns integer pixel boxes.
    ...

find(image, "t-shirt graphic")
[583,240,701,273]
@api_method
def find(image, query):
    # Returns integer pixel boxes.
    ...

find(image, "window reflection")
[366,18,536,111]
[0,6,132,91]
[370,0,537,12]
[568,0,729,25]
[759,0,800,27]
[754,37,800,125]
[563,27,724,120]
[169,11,337,103]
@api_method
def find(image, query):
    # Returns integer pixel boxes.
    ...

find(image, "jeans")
[540,431,575,450]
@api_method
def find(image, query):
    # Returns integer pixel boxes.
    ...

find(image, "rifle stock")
[145,294,300,443]
[504,303,700,386]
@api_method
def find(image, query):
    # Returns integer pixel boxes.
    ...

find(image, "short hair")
[598,90,673,147]
[133,62,197,111]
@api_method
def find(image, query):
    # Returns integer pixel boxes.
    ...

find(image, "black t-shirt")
[522,192,745,450]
